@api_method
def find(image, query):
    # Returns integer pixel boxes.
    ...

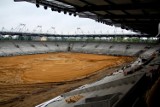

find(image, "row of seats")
[0,41,69,56]
[0,41,159,57]
[63,72,144,97]
[36,69,145,107]
[68,42,158,57]
[140,44,160,59]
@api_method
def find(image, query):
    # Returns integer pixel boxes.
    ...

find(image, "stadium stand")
[14,41,38,54]
[124,43,147,56]
[141,44,160,59]
[29,41,49,53]
[107,43,126,56]
[57,42,70,52]
[0,50,6,56]
[93,43,108,54]
[81,42,98,53]
[0,41,159,57]
[42,42,59,52]
[0,41,22,56]
[35,71,146,107]
[72,42,85,53]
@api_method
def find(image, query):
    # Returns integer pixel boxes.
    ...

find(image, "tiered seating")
[57,42,69,52]
[125,44,147,56]
[108,43,126,55]
[63,72,144,97]
[94,43,109,54]
[37,72,145,107]
[0,41,158,57]
[14,41,38,54]
[141,44,160,59]
[42,42,59,52]
[0,50,5,56]
[74,93,121,107]
[0,41,22,56]
[72,42,85,53]
[82,43,97,53]
[29,42,49,53]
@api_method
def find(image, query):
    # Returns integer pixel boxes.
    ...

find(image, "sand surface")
[0,53,135,107]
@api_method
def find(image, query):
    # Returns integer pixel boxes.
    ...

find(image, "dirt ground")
[0,53,135,107]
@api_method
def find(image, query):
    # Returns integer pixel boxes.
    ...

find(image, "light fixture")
[44,6,47,10]
[69,12,72,15]
[64,10,67,14]
[74,13,76,17]
[58,9,61,13]
[51,8,54,11]
[36,4,39,8]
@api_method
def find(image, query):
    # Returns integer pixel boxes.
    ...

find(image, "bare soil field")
[0,53,135,107]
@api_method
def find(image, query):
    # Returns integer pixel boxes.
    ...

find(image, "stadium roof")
[14,0,160,36]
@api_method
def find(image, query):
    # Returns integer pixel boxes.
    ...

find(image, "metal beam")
[14,0,160,35]
[77,2,160,12]
[115,20,160,24]
[0,31,151,37]
[102,14,160,19]
[104,0,115,5]
[78,0,117,23]
[104,0,130,15]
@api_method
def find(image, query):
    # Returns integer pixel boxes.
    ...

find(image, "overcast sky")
[0,0,133,34]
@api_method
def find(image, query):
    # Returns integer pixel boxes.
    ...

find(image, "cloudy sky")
[0,0,133,34]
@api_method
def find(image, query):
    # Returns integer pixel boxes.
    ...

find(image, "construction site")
[0,0,160,107]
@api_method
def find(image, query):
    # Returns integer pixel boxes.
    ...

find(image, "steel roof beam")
[77,2,160,12]
[103,14,160,19]
[116,20,160,24]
